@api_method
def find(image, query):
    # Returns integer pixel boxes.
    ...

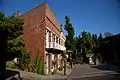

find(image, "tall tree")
[92,34,95,41]
[98,33,103,40]
[80,31,95,62]
[64,16,75,50]
[76,35,82,52]
[88,32,92,39]
[104,32,113,38]
[94,34,98,40]
[98,33,103,39]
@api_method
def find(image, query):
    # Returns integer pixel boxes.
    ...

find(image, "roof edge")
[21,2,48,16]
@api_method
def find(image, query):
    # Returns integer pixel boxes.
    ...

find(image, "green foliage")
[98,33,103,40]
[92,34,98,48]
[72,36,79,51]
[7,38,25,58]
[27,64,36,73]
[75,31,96,62]
[80,31,95,53]
[16,51,30,71]
[104,32,113,38]
[6,63,17,69]
[0,12,30,70]
[34,58,43,74]
[51,69,56,75]
[27,58,44,75]
[60,24,63,32]
[64,16,75,50]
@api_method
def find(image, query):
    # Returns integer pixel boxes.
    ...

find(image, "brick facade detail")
[21,3,66,75]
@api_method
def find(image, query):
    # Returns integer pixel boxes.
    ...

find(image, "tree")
[73,36,79,50]
[94,34,98,41]
[98,33,103,40]
[76,35,82,52]
[72,36,79,59]
[64,16,75,50]
[0,12,30,70]
[88,32,92,39]
[92,33,98,47]
[60,24,63,32]
[64,16,75,69]
[79,31,95,63]
[104,32,113,38]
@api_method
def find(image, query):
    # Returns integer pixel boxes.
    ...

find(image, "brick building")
[21,3,66,74]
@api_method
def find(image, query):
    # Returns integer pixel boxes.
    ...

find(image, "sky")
[0,0,120,36]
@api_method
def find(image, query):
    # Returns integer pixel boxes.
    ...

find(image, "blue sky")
[0,0,120,36]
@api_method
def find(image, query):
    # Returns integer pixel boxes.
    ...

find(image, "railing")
[46,42,66,51]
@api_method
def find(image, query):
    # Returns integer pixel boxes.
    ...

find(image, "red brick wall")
[22,3,46,63]
[22,3,62,67]
[45,4,61,37]
[45,17,61,37]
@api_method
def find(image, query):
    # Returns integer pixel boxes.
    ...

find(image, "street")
[67,64,120,80]
[4,64,120,80]
[72,74,120,80]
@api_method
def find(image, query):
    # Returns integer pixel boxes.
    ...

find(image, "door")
[46,54,49,74]
[46,29,49,48]
[52,54,55,69]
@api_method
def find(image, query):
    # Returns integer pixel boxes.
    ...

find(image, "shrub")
[27,58,44,75]
[27,64,36,73]
[6,63,17,69]
[34,58,44,75]
[16,51,30,71]
[59,66,63,71]
[51,69,56,75]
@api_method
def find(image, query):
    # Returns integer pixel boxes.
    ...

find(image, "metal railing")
[46,42,66,51]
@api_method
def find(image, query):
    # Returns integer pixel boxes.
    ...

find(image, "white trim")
[54,36,56,48]
[46,27,59,38]
[51,32,53,42]
[46,27,51,31]
[46,30,49,48]
[52,31,55,35]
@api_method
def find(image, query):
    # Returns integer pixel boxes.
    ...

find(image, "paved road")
[72,74,120,80]
[67,64,120,80]
[5,64,120,80]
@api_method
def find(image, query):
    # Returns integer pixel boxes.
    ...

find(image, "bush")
[27,64,36,73]
[34,58,44,75]
[59,66,63,71]
[51,69,56,75]
[6,63,17,69]
[16,51,30,71]
[27,58,44,75]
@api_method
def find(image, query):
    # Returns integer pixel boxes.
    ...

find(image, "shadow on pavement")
[91,64,120,71]
[91,65,111,70]
[72,74,120,80]
[1,70,22,80]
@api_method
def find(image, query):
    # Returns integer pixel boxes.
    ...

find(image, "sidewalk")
[5,67,72,80]
[42,67,72,80]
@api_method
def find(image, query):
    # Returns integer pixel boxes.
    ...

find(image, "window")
[46,29,49,34]
[53,34,55,42]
